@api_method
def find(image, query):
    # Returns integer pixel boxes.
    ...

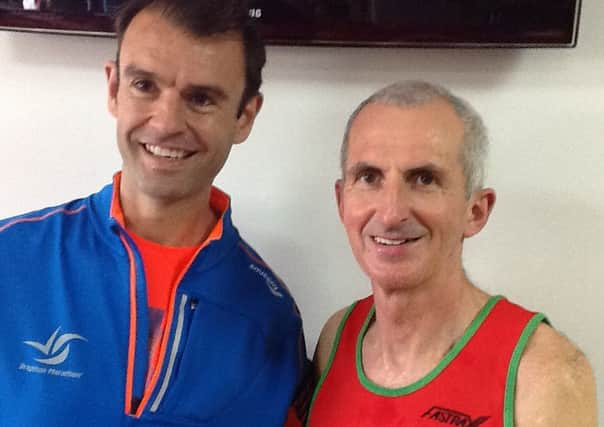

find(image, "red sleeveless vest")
[307,296,544,427]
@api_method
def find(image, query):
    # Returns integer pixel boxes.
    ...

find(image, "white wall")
[1,0,602,417]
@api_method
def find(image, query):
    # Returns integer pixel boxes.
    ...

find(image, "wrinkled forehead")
[347,100,465,164]
[349,99,464,151]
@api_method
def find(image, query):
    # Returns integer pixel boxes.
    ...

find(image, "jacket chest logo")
[19,326,87,379]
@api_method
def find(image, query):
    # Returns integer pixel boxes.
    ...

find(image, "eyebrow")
[346,161,380,178]
[122,64,229,101]
[123,64,155,80]
[346,161,444,178]
[405,163,443,176]
[183,85,228,103]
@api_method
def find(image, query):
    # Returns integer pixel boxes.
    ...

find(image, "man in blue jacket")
[0,1,307,425]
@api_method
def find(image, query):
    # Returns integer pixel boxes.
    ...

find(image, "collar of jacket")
[87,172,240,273]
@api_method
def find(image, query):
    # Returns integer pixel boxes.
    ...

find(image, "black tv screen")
[0,0,581,47]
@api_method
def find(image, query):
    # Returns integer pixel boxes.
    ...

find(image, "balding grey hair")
[340,81,489,197]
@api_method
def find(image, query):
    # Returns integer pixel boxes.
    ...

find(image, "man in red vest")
[306,81,596,426]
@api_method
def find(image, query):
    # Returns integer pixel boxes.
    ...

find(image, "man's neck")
[363,274,489,388]
[119,188,218,248]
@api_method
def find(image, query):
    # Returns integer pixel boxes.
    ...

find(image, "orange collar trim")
[110,171,228,245]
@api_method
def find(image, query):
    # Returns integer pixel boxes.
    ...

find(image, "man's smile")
[372,236,422,246]
[143,143,195,160]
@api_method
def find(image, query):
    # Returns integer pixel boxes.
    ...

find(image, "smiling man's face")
[336,100,478,291]
[106,8,260,204]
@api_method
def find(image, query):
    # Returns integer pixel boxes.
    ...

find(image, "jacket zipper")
[125,221,217,417]
[119,229,195,417]
[112,184,221,418]
[149,293,192,413]
[132,291,199,417]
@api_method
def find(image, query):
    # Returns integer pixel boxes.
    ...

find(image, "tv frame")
[0,0,582,48]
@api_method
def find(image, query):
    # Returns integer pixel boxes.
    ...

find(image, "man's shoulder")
[0,183,112,235]
[230,239,294,298]
[515,322,597,426]
[518,322,593,389]
[313,301,361,374]
[0,184,115,252]
[0,198,89,235]
[216,238,303,328]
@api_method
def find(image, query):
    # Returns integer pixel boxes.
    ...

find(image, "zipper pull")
[190,298,199,311]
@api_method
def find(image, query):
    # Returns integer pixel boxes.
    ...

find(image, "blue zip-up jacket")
[0,181,306,426]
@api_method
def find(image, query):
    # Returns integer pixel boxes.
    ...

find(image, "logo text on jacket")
[19,326,86,379]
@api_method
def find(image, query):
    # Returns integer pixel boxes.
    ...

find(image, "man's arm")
[281,308,347,427]
[312,308,347,375]
[515,323,597,426]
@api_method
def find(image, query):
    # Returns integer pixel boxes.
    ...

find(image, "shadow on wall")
[465,188,603,315]
[266,45,523,89]
[3,30,115,68]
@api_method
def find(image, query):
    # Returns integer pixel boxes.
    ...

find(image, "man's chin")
[133,178,197,203]
[366,267,425,293]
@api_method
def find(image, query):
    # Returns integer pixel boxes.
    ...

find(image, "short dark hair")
[114,0,266,116]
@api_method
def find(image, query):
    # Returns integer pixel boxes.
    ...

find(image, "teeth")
[144,144,188,160]
[374,236,407,246]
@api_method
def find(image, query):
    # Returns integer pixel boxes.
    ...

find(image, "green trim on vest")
[305,301,358,427]
[503,312,547,427]
[356,295,504,397]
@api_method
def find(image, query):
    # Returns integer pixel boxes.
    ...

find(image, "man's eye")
[358,171,379,185]
[415,171,434,186]
[132,79,154,93]
[188,93,212,108]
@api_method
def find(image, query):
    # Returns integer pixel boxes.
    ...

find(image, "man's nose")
[149,92,186,136]
[375,181,410,226]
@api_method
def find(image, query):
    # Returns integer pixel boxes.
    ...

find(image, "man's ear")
[463,188,496,238]
[105,60,119,118]
[335,179,344,222]
[233,93,263,145]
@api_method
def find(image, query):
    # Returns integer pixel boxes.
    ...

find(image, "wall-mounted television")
[0,0,581,47]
